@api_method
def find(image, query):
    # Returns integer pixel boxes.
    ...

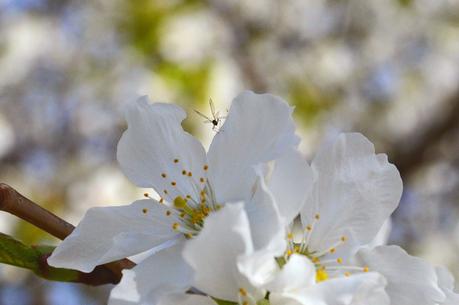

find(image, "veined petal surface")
[109,243,192,305]
[267,149,313,225]
[48,199,179,272]
[208,91,299,203]
[272,272,389,305]
[183,203,256,302]
[301,133,402,255]
[355,245,445,305]
[117,96,208,203]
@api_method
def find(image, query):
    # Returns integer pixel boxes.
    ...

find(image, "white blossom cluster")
[48,92,458,305]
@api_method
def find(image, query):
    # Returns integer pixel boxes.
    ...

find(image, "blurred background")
[0,0,459,304]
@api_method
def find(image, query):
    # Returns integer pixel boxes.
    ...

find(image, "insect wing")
[194,109,212,121]
[209,98,217,119]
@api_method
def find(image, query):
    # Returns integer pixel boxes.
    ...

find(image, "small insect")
[194,98,225,131]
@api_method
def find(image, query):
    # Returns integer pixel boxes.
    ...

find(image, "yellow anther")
[185,233,193,239]
[163,190,168,194]
[329,248,336,254]
[316,269,329,282]
[312,257,320,263]
[142,208,148,214]
[341,236,347,242]
[314,214,320,220]
[200,177,205,183]
[171,181,177,186]
[187,172,193,177]
[242,302,248,305]
[294,245,300,252]
[203,165,209,171]
[182,170,187,175]
[166,210,172,216]
[239,288,247,296]
[344,272,351,277]
[286,249,293,256]
[306,225,312,231]
[287,233,294,240]
[143,193,149,197]
[161,173,167,178]
[159,198,164,204]
[215,204,222,210]
[336,258,343,264]
[179,212,186,218]
[172,223,180,230]
[174,196,187,209]
[186,195,191,199]
[174,159,179,163]
[363,266,369,272]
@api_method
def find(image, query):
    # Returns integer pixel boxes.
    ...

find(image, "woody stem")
[0,183,135,282]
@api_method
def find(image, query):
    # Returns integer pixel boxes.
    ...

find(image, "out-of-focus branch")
[389,88,459,178]
[0,183,135,285]
[208,2,268,92]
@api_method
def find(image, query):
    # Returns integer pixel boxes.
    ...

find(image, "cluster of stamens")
[142,159,221,238]
[285,213,369,282]
[237,288,259,305]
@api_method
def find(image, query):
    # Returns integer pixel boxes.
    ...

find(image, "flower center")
[144,162,221,238]
[284,213,369,282]
[237,288,270,305]
[169,186,222,238]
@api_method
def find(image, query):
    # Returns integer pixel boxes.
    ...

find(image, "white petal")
[207,91,299,203]
[264,254,316,293]
[355,245,445,305]
[271,272,389,305]
[367,219,392,248]
[245,168,286,253]
[442,290,459,305]
[158,294,218,305]
[183,203,254,302]
[109,243,192,305]
[301,133,403,254]
[237,249,280,290]
[117,96,207,203]
[436,267,459,305]
[48,199,179,272]
[108,271,140,305]
[436,266,455,291]
[267,149,313,225]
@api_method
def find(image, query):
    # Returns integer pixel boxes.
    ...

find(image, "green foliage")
[397,0,413,7]
[0,233,79,282]
[213,299,238,305]
[116,0,213,134]
[288,82,336,127]
[118,0,203,60]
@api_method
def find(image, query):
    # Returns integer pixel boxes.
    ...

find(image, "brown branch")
[0,183,135,285]
[389,88,459,179]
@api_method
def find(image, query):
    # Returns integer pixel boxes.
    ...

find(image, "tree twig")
[0,183,135,284]
[389,88,459,179]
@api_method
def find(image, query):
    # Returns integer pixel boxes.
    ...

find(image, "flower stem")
[0,183,135,283]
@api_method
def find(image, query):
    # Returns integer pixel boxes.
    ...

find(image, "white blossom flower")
[109,166,291,305]
[284,133,447,305]
[47,91,305,304]
[354,245,445,305]
[435,266,459,305]
[181,202,390,305]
